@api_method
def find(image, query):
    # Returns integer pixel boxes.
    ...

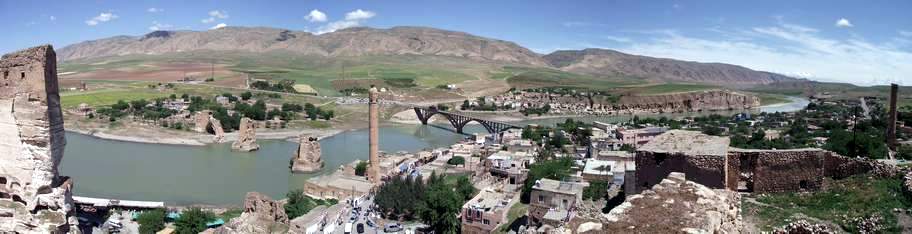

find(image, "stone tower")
[290,136,323,173]
[368,86,381,182]
[0,45,78,233]
[887,83,899,150]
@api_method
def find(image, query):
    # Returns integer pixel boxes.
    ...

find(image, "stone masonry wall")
[635,152,726,193]
[0,45,77,233]
[728,149,892,193]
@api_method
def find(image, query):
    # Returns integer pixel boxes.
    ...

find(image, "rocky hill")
[543,48,798,86]
[58,26,803,87]
[57,26,547,66]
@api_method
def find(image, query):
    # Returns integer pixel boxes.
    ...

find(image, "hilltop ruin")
[0,45,78,233]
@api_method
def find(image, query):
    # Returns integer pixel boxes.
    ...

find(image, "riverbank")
[66,124,350,147]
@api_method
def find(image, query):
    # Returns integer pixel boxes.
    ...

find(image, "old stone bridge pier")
[413,106,522,134]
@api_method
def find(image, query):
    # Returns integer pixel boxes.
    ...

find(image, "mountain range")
[58,26,803,86]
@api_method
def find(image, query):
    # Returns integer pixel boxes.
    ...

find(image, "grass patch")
[61,89,170,109]
[744,176,912,232]
[219,208,244,221]
[494,202,528,234]
[503,66,641,90]
[754,93,792,106]
[632,83,718,95]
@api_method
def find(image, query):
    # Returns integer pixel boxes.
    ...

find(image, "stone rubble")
[232,117,259,151]
[0,45,79,233]
[602,172,741,233]
[215,192,288,234]
[772,220,836,234]
[290,136,323,173]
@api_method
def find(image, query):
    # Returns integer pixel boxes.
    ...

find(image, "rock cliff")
[0,45,78,233]
[602,172,741,233]
[614,90,760,113]
[232,117,259,151]
[216,192,288,234]
[290,136,323,173]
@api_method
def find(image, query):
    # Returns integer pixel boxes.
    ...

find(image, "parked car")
[357,223,365,233]
[366,219,376,227]
[384,222,403,233]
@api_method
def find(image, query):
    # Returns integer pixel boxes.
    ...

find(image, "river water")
[59,97,809,206]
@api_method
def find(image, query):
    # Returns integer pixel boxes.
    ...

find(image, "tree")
[137,209,166,234]
[461,100,470,110]
[285,189,318,219]
[521,157,573,203]
[241,91,253,100]
[418,173,464,234]
[174,208,215,234]
[355,161,369,176]
[454,176,475,201]
[447,156,466,166]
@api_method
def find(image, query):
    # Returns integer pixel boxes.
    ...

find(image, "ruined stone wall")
[232,117,259,152]
[290,136,323,173]
[635,152,726,193]
[728,149,893,193]
[0,45,77,233]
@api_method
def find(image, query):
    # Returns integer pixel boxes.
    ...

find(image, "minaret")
[368,85,381,182]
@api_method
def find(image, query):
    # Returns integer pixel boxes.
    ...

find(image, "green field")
[631,83,719,95]
[503,66,643,90]
[743,176,912,232]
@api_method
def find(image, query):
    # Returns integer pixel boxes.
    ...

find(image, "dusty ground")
[61,62,246,85]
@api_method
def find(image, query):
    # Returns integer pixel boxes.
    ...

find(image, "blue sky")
[1,0,910,85]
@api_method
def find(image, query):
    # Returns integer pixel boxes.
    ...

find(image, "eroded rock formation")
[0,45,78,233]
[232,117,259,151]
[215,192,288,234]
[193,110,225,143]
[290,136,323,173]
[615,90,760,113]
[603,172,741,233]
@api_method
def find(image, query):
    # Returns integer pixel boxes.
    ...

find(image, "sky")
[1,0,910,86]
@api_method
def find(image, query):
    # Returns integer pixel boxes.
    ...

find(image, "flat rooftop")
[463,189,510,211]
[533,178,584,195]
[638,130,729,156]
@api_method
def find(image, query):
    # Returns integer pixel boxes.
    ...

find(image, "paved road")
[860,97,871,119]
[332,195,425,234]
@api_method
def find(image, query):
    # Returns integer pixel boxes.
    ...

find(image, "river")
[60,97,809,206]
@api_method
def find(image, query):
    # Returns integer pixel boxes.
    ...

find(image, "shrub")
[137,209,166,234]
[355,161,368,176]
[174,208,215,234]
[447,156,465,165]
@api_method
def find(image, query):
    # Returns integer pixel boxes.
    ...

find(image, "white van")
[344,222,353,234]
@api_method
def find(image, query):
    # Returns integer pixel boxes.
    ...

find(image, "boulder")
[232,117,259,151]
[290,136,323,173]
[0,45,79,233]
[215,192,289,234]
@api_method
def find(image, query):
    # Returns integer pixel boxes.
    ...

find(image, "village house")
[528,178,585,229]
[616,127,667,146]
[460,189,513,234]
[485,151,534,190]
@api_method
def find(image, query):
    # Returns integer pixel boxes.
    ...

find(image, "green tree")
[521,157,573,203]
[241,91,253,100]
[284,189,318,219]
[454,176,476,201]
[137,209,166,234]
[447,156,466,166]
[355,161,368,176]
[174,208,215,234]
[418,174,463,234]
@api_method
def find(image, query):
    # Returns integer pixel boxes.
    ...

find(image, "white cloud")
[610,21,912,85]
[305,9,327,22]
[85,12,118,26]
[147,8,163,13]
[900,30,912,37]
[149,21,172,31]
[602,35,632,43]
[344,9,375,21]
[211,23,227,30]
[202,10,228,24]
[49,16,55,21]
[835,18,853,28]
[313,9,376,34]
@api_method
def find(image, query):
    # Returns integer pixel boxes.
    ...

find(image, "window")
[0,177,5,185]
[538,195,544,202]
[3,71,7,79]
[20,72,25,79]
[562,199,568,208]
[483,219,490,225]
